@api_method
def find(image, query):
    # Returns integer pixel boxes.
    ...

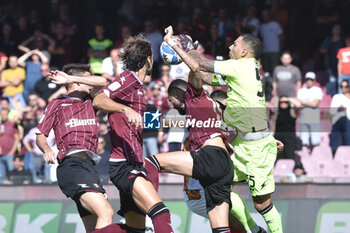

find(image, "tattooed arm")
[188,51,215,73]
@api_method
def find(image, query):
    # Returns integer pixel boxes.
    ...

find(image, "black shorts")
[57,156,105,217]
[190,145,234,212]
[109,161,150,217]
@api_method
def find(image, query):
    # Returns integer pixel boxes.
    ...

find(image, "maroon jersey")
[37,95,98,163]
[184,83,233,154]
[0,121,19,155]
[101,71,146,162]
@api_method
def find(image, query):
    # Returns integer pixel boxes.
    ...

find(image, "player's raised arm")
[49,70,107,87]
[93,92,142,129]
[164,26,200,73]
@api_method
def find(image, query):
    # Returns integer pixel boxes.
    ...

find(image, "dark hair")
[168,79,188,97]
[1,97,10,103]
[13,154,24,161]
[240,34,262,58]
[341,79,349,86]
[281,50,292,57]
[210,90,227,101]
[121,34,152,72]
[62,63,91,89]
[63,63,91,75]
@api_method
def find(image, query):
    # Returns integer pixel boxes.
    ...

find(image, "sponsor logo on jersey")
[61,103,73,106]
[65,118,96,128]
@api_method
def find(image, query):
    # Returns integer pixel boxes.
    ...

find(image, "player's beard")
[174,104,186,115]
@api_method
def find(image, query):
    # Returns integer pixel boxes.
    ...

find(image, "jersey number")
[247,175,255,191]
[256,68,264,98]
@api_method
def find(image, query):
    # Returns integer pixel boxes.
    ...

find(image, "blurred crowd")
[1,0,350,185]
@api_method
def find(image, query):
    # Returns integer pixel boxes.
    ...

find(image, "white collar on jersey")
[130,71,143,85]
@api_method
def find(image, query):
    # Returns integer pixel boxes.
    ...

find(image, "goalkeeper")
[164,26,283,233]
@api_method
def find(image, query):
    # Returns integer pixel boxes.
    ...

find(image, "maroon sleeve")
[101,75,135,101]
[37,99,59,136]
[184,83,205,101]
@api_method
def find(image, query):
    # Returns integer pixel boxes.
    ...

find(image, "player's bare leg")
[132,177,174,233]
[79,192,114,231]
[148,152,230,230]
[207,202,230,228]
[151,151,194,176]
[252,194,283,233]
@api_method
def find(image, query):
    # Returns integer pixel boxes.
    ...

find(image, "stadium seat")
[334,146,350,162]
[301,158,318,177]
[274,159,295,176]
[310,145,333,161]
[320,132,330,146]
[296,147,310,159]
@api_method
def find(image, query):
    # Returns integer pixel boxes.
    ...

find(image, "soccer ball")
[159,40,182,65]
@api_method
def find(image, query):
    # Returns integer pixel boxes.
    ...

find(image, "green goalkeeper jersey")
[212,58,268,133]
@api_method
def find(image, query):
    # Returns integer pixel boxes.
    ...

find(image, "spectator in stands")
[98,119,112,153]
[0,23,17,56]
[281,161,313,183]
[164,108,186,152]
[148,82,171,114]
[0,108,20,184]
[114,24,132,48]
[143,103,160,158]
[272,51,302,101]
[272,96,302,160]
[48,21,73,69]
[34,64,61,104]
[154,64,173,94]
[102,48,124,82]
[15,16,32,44]
[320,24,344,88]
[260,9,283,74]
[203,23,226,59]
[3,155,32,185]
[329,80,350,155]
[95,136,110,184]
[0,55,26,108]
[337,34,350,92]
[87,24,113,74]
[143,19,163,78]
[23,126,56,184]
[18,50,49,102]
[242,5,260,37]
[0,52,8,73]
[297,72,323,152]
[259,60,273,102]
[18,27,53,61]
[213,7,234,38]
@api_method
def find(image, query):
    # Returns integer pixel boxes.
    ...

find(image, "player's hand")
[276,139,284,154]
[174,34,198,52]
[43,149,56,164]
[124,107,142,129]
[164,26,174,42]
[49,70,72,85]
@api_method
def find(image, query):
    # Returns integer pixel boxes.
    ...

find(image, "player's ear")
[241,48,248,57]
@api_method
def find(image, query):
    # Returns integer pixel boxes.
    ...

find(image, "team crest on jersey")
[65,118,96,127]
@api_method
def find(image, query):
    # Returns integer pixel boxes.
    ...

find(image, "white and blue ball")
[159,41,182,65]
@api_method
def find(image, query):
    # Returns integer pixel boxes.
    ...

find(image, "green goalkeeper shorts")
[232,134,277,196]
